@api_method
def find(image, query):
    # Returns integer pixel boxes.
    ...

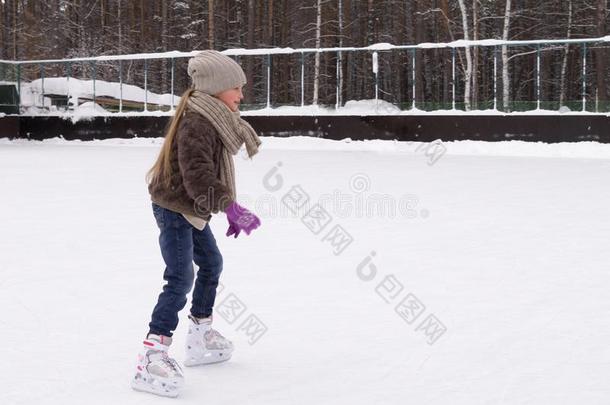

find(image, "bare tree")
[595,0,607,107]
[559,0,573,107]
[337,0,344,107]
[472,0,479,108]
[457,0,473,110]
[312,0,322,105]
[502,0,512,111]
[209,0,215,49]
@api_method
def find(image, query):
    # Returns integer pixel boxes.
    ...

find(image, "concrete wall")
[1,115,609,143]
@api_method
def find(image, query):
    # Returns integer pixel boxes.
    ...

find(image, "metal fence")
[1,37,609,115]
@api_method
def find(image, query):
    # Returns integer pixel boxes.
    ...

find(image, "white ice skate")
[131,335,184,398]
[184,315,234,366]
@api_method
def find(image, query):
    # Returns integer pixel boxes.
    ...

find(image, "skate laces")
[159,351,181,374]
[204,328,232,349]
[146,348,181,376]
[205,328,224,341]
[143,335,181,371]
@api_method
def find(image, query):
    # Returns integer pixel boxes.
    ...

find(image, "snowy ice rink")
[1,137,610,404]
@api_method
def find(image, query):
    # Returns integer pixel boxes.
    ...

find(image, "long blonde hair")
[146,88,195,187]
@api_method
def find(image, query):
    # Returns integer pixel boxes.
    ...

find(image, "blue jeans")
[148,203,223,337]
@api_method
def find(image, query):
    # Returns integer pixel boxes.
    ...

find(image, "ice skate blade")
[131,374,181,398]
[183,349,233,366]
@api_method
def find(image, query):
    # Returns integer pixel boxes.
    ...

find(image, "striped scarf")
[187,90,261,201]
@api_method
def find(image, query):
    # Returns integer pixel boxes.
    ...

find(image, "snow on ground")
[1,137,610,404]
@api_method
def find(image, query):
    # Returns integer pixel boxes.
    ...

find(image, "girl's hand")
[225,202,261,238]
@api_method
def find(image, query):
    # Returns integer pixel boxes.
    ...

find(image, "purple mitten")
[225,201,261,238]
[225,221,240,238]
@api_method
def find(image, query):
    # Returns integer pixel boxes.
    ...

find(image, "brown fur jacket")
[148,109,233,221]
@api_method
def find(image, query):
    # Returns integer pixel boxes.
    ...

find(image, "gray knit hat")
[187,50,247,95]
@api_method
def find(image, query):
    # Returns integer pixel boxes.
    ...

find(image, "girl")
[131,51,262,398]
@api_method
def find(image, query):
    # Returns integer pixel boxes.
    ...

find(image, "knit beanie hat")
[187,50,247,95]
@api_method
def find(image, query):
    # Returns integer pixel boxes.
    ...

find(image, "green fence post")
[170,58,175,110]
[411,48,416,110]
[493,46,497,111]
[144,58,148,112]
[301,52,305,107]
[452,47,456,110]
[536,45,541,110]
[91,60,97,107]
[40,63,45,108]
[335,50,341,110]
[16,63,21,114]
[266,54,271,109]
[119,59,123,113]
[582,43,587,112]
[66,62,72,111]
